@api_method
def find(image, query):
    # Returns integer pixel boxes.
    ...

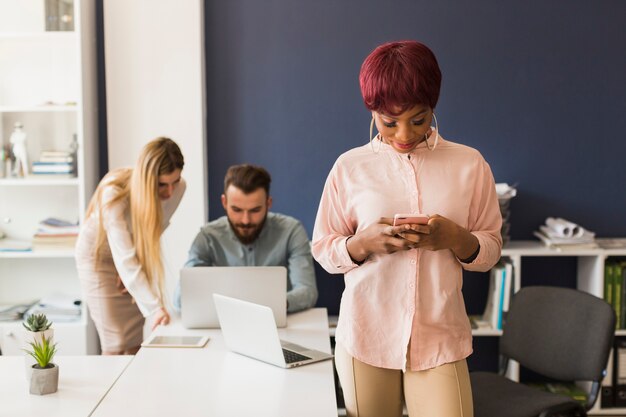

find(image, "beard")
[228,215,267,245]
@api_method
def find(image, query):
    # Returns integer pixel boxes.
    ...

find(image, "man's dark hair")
[224,164,271,195]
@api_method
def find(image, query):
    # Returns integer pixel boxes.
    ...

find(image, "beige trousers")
[334,343,473,417]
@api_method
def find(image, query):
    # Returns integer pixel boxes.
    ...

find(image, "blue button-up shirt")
[174,212,318,313]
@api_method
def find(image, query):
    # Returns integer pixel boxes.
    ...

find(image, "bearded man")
[174,164,318,313]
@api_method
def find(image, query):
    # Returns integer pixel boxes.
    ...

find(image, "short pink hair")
[359,41,441,115]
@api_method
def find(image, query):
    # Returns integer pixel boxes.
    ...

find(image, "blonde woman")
[76,137,186,355]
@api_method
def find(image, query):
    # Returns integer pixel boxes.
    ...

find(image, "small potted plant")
[23,313,54,340]
[22,313,54,378]
[24,333,59,395]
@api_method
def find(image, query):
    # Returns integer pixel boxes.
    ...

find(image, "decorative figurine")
[10,122,28,177]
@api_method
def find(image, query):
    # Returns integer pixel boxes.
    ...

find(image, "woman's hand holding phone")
[392,213,430,226]
[393,214,430,243]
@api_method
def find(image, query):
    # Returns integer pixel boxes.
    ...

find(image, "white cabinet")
[475,240,626,415]
[0,0,98,354]
[1,319,88,355]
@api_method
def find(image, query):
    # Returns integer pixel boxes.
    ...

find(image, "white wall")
[103,0,207,308]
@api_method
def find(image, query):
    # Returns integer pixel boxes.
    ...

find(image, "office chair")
[471,286,615,417]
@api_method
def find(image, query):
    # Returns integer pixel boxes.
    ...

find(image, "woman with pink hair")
[313,41,502,417]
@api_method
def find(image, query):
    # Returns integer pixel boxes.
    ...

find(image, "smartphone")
[393,213,430,226]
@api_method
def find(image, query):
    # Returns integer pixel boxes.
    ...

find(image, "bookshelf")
[474,240,626,415]
[0,0,98,355]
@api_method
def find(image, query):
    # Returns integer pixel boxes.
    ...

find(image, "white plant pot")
[23,328,54,380]
[29,363,59,395]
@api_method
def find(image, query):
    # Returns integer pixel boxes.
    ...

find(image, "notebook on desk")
[213,293,333,369]
[180,266,287,329]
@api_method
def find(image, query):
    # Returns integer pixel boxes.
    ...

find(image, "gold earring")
[369,117,381,154]
[425,113,439,151]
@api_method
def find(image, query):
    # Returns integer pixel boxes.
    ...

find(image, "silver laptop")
[213,293,333,368]
[180,266,287,328]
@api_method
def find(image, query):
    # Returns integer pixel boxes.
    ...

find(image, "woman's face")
[373,104,433,154]
[158,168,182,200]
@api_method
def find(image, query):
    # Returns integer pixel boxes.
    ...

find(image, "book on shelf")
[37,217,80,234]
[604,259,626,330]
[38,150,74,163]
[616,263,623,330]
[32,235,77,247]
[0,238,32,252]
[481,260,514,330]
[614,337,626,407]
[33,217,79,246]
[34,230,78,237]
[39,154,74,163]
[40,217,79,228]
[602,345,615,408]
[605,263,615,316]
[39,150,73,158]
[32,161,74,174]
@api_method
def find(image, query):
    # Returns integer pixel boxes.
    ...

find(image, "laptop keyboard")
[282,348,311,364]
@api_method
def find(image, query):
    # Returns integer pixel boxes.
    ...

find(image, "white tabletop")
[92,308,337,417]
[0,355,133,417]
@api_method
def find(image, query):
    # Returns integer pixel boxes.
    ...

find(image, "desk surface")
[92,308,337,417]
[0,355,132,417]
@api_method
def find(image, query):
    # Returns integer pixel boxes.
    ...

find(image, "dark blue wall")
[204,0,626,316]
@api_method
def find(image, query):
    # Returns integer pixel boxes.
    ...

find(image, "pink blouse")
[312,135,502,371]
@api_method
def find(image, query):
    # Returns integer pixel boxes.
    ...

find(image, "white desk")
[0,355,133,417]
[92,308,337,417]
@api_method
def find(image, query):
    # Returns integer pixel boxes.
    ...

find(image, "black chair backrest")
[500,286,615,382]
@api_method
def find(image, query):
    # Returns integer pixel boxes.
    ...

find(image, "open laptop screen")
[180,266,287,328]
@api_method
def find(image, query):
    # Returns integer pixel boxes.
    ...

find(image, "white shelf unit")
[0,0,98,355]
[477,240,626,415]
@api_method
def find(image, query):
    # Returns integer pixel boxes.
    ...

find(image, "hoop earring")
[425,113,439,151]
[369,117,381,154]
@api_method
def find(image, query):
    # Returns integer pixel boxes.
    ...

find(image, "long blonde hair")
[85,137,184,303]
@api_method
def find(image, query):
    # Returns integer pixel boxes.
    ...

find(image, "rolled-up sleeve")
[312,162,360,274]
[461,160,502,271]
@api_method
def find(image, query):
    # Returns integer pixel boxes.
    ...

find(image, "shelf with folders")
[603,257,626,331]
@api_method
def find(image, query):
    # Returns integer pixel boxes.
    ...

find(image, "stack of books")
[496,183,517,245]
[0,238,32,252]
[31,150,76,177]
[533,217,597,251]
[32,217,79,248]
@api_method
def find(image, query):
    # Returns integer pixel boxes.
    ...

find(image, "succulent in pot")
[22,313,54,379]
[24,333,59,395]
